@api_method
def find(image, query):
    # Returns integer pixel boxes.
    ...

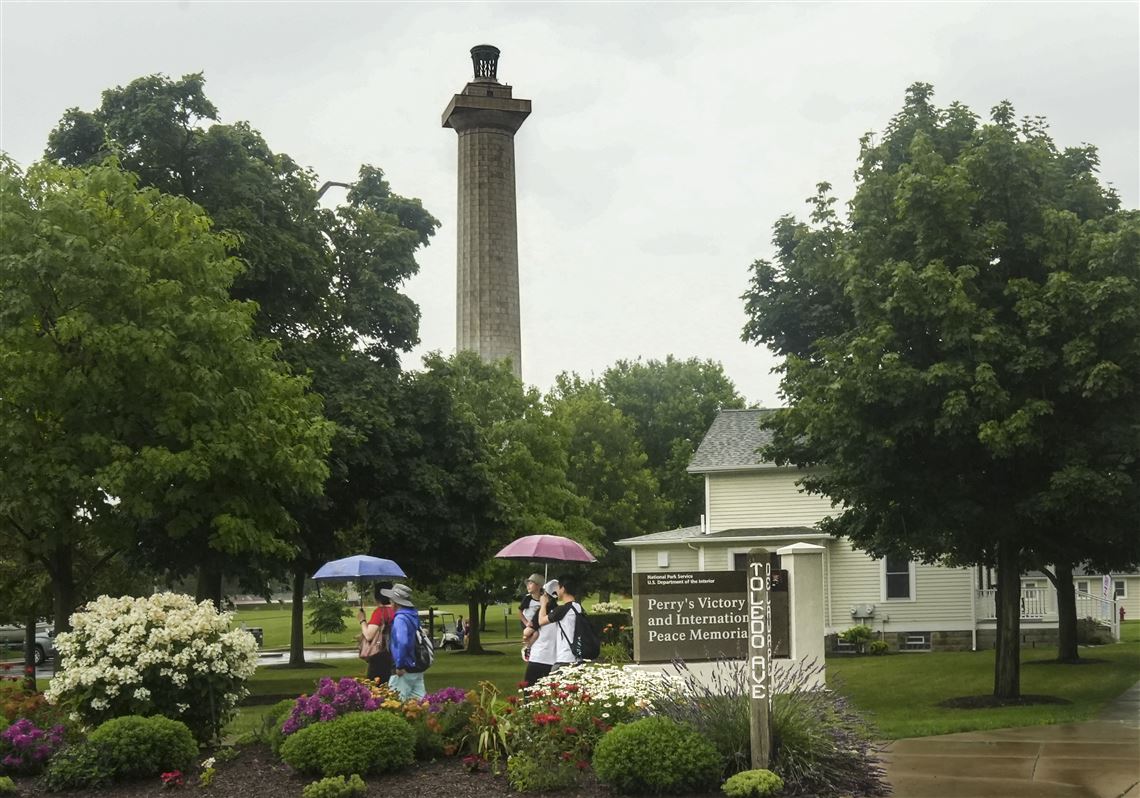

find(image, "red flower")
[561,751,573,761]
[564,684,579,693]
[576,760,590,771]
[506,695,518,705]
[563,726,578,735]
[517,681,530,689]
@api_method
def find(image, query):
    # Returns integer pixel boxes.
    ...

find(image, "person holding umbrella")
[523,579,561,686]
[356,582,394,683]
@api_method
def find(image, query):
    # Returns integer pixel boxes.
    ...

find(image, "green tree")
[411,352,598,654]
[547,374,666,597]
[307,587,351,640]
[45,74,439,663]
[602,356,745,529]
[742,84,1140,696]
[0,158,332,631]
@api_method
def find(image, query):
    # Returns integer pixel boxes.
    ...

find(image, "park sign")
[633,569,788,663]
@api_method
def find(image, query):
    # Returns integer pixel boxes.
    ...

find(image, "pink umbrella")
[495,534,597,578]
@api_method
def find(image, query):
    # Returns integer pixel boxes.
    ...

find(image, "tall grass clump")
[647,659,889,796]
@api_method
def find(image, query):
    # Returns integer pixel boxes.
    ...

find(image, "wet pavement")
[880,681,1140,797]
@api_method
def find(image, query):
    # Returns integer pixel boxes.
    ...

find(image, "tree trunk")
[994,544,1022,699]
[465,594,485,654]
[1051,564,1079,662]
[49,545,75,633]
[195,565,223,608]
[289,568,306,666]
[23,613,37,692]
[480,602,488,631]
[598,589,612,602]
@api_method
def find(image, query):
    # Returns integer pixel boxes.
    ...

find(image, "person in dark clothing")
[357,581,394,683]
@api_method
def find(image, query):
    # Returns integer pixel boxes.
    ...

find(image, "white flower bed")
[524,662,677,711]
[590,601,628,614]
[45,592,258,740]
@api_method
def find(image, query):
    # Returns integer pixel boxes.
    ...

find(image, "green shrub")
[506,752,579,792]
[0,775,15,794]
[262,698,298,754]
[281,711,414,777]
[87,715,198,780]
[42,740,116,792]
[592,717,720,795]
[301,773,368,798]
[722,769,784,797]
[413,717,445,760]
[840,624,874,653]
[600,642,631,664]
[648,659,888,796]
[1077,617,1114,645]
[869,639,890,655]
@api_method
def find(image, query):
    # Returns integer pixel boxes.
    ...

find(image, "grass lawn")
[828,621,1140,739]
[234,595,626,650]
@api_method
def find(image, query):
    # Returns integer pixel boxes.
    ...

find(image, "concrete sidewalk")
[879,682,1140,798]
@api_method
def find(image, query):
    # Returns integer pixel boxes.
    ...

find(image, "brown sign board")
[633,570,789,663]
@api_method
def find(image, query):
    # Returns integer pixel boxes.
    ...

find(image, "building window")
[1076,580,1090,594]
[1115,580,1127,599]
[884,555,913,600]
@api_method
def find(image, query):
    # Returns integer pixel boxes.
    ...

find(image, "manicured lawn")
[828,629,1140,739]
[246,638,526,700]
[235,602,529,650]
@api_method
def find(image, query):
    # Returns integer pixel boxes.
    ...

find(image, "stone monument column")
[442,45,531,378]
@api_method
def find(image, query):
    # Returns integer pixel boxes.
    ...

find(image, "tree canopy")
[43,74,440,661]
[602,356,745,530]
[742,83,1140,696]
[0,158,333,630]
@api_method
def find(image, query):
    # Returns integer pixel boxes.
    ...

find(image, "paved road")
[880,682,1140,797]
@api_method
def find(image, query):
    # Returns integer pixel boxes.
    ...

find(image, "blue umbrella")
[312,555,406,581]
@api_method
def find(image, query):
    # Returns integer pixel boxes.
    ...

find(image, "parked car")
[0,623,57,665]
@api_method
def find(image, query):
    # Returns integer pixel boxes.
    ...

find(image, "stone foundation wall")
[975,627,1059,649]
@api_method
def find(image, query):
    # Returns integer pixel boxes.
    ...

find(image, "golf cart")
[418,611,464,651]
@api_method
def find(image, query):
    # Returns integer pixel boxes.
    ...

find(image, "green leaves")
[0,158,332,598]
[742,82,1140,580]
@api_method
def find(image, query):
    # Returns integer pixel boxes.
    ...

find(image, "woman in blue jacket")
[381,584,427,700]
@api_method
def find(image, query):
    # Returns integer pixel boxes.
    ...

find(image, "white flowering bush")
[45,593,258,742]
[523,663,674,712]
[590,602,628,614]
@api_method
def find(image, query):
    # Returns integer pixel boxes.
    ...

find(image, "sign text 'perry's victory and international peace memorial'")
[633,570,789,663]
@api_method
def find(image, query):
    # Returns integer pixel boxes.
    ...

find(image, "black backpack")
[560,605,602,662]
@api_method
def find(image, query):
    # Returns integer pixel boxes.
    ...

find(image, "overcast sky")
[2,2,1137,406]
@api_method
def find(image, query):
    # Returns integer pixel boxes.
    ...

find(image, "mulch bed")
[937,694,1071,709]
[9,743,713,798]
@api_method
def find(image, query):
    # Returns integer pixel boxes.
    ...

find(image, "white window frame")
[1114,580,1127,599]
[881,556,917,602]
[1076,580,1090,594]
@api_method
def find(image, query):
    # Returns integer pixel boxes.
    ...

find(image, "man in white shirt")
[540,577,582,672]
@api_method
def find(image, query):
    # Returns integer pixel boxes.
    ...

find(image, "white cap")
[543,579,560,596]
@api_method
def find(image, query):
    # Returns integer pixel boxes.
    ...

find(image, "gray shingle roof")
[687,408,776,473]
[615,524,826,547]
[614,525,702,547]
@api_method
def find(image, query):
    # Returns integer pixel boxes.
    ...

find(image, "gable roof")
[687,408,777,473]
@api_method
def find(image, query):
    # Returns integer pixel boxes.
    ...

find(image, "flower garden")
[0,593,888,797]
